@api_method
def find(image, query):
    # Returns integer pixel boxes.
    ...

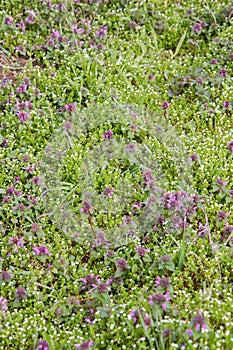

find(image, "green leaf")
[172,30,187,58]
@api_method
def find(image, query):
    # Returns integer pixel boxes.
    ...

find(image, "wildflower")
[5,16,14,24]
[116,258,128,271]
[9,236,24,252]
[135,245,150,257]
[227,140,233,153]
[162,101,169,110]
[223,101,231,109]
[129,309,143,323]
[63,103,77,113]
[15,287,27,301]
[31,223,42,233]
[80,201,93,214]
[191,22,203,33]
[142,169,155,189]
[163,328,172,337]
[101,187,114,198]
[122,215,135,226]
[33,245,50,256]
[16,20,25,33]
[224,225,233,235]
[95,25,108,40]
[38,339,50,350]
[0,296,7,318]
[217,210,228,221]
[64,120,73,131]
[129,21,136,29]
[94,231,108,247]
[148,291,171,310]
[189,153,197,161]
[80,274,100,290]
[74,340,93,349]
[0,270,13,282]
[126,142,137,153]
[32,176,40,185]
[16,111,30,124]
[144,314,152,328]
[148,73,155,81]
[186,329,193,337]
[3,196,9,203]
[219,68,227,77]
[102,130,113,139]
[210,58,218,64]
[192,310,207,331]
[197,223,207,238]
[216,177,228,191]
[155,276,170,289]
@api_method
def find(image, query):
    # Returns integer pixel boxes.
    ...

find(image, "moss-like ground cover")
[0,1,233,349]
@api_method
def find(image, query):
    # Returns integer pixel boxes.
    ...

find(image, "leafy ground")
[0,0,233,349]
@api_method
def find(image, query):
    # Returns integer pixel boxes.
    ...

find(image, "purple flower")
[142,169,155,189]
[32,176,40,185]
[15,287,27,301]
[189,153,197,161]
[223,101,231,109]
[219,68,227,77]
[191,22,203,33]
[135,245,150,257]
[80,274,100,290]
[16,20,25,33]
[163,328,172,337]
[9,236,25,252]
[101,187,114,198]
[17,100,33,110]
[33,245,50,256]
[5,16,14,25]
[162,101,169,110]
[74,340,93,349]
[95,25,108,40]
[63,103,77,113]
[122,215,135,226]
[211,58,218,64]
[64,120,73,131]
[144,314,152,328]
[217,210,228,221]
[0,270,13,282]
[186,329,193,337]
[0,296,7,311]
[102,130,113,139]
[224,225,233,235]
[16,111,30,124]
[216,177,228,190]
[155,276,170,289]
[38,339,50,350]
[227,140,233,153]
[126,142,137,153]
[3,196,9,203]
[116,258,128,271]
[192,310,207,331]
[31,223,41,233]
[148,73,155,81]
[25,10,36,24]
[197,223,207,238]
[94,231,108,247]
[129,21,136,29]
[129,309,143,323]
[148,291,171,310]
[80,201,93,214]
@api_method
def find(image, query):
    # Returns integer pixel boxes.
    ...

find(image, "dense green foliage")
[0,0,232,349]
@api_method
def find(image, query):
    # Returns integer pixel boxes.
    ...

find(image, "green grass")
[0,0,233,349]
